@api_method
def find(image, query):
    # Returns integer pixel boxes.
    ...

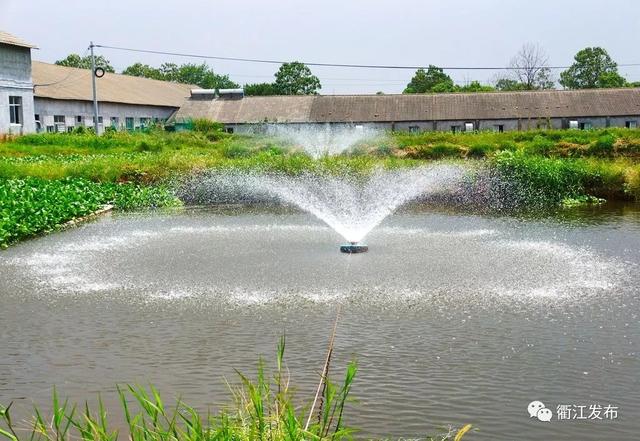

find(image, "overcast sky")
[2,0,639,94]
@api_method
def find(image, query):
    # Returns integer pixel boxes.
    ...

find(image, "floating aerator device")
[340,242,369,253]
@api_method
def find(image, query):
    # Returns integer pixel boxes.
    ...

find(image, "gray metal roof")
[173,88,640,123]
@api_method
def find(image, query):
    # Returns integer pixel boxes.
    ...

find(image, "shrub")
[525,135,555,156]
[497,140,518,152]
[136,139,164,152]
[409,143,462,159]
[223,143,252,158]
[589,134,616,156]
[493,151,587,205]
[467,142,493,158]
[191,118,225,133]
[625,164,640,200]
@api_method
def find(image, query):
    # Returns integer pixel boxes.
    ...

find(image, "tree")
[560,47,626,89]
[507,43,554,90]
[121,62,239,89]
[495,78,528,91]
[455,81,495,92]
[274,62,321,95]
[122,63,164,80]
[164,63,238,89]
[244,82,280,96]
[404,65,454,93]
[55,53,115,72]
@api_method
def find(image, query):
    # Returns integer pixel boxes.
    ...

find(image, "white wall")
[0,43,36,134]
[34,98,178,133]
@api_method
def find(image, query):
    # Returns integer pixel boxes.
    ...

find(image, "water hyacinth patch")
[0,177,180,248]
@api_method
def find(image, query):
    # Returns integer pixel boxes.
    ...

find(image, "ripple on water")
[0,217,628,313]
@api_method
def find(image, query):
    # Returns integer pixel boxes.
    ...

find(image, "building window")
[9,96,23,125]
[139,117,150,128]
[54,115,66,132]
[408,125,420,133]
[125,117,134,130]
[579,122,592,130]
[46,126,54,133]
[464,122,474,132]
[451,125,460,133]
[626,120,637,129]
[225,127,234,134]
[569,120,579,129]
[110,117,119,128]
[494,124,504,133]
[76,115,83,124]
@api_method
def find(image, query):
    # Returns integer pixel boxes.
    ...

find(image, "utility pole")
[90,41,99,134]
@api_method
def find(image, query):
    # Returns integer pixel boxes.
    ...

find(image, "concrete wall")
[0,43,36,134]
[227,115,640,134]
[34,98,178,133]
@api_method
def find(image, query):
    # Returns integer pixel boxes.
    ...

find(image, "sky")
[1,0,639,94]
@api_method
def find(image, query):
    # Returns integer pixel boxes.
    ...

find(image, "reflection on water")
[0,204,639,441]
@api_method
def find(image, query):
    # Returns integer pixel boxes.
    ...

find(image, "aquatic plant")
[0,177,180,248]
[0,337,359,441]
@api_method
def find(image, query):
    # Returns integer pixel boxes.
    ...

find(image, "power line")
[33,47,90,88]
[95,43,640,71]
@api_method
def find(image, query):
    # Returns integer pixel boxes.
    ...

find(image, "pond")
[1,204,639,440]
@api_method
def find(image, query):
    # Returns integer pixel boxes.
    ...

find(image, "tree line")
[54,44,638,96]
[54,55,321,96]
[403,44,639,94]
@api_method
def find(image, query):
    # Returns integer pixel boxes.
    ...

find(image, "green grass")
[0,177,180,248]
[1,128,639,184]
[391,127,640,159]
[2,129,640,248]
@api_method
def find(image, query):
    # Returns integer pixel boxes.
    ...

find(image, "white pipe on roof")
[218,88,244,95]
[190,89,217,95]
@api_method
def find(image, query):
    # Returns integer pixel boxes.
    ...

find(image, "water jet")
[180,165,466,252]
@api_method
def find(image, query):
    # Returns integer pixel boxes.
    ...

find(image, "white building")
[0,31,37,134]
[0,29,193,135]
[174,89,640,134]
[32,61,192,133]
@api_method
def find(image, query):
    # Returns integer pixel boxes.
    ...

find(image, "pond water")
[1,205,639,440]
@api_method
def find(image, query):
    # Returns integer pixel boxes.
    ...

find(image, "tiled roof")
[0,30,37,48]
[173,88,640,123]
[32,61,193,108]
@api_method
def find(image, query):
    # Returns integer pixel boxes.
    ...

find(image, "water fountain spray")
[182,165,464,253]
[263,124,381,158]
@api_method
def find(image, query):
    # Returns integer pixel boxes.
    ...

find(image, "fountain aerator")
[340,242,368,254]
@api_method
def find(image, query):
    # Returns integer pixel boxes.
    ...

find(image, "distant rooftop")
[0,30,37,49]
[174,88,640,124]
[32,61,194,108]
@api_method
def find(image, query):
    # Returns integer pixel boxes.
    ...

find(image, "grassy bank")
[1,128,640,248]
[0,338,472,441]
[1,128,639,191]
